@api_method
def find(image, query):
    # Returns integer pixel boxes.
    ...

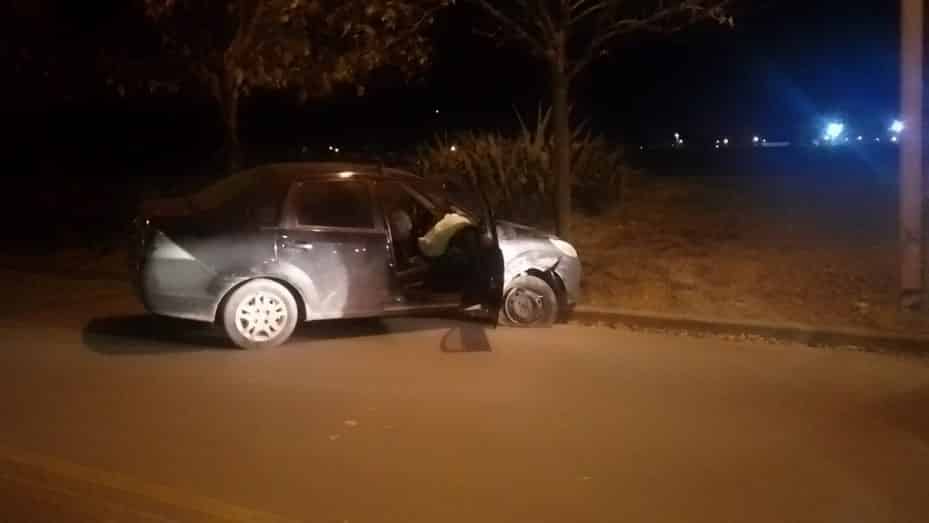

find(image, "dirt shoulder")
[574,172,929,336]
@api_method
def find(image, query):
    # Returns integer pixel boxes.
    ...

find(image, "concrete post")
[900,0,924,309]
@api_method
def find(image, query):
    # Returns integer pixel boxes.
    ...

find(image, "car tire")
[221,279,299,350]
[500,274,558,327]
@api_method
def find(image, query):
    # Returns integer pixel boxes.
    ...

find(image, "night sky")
[426,0,901,144]
[5,0,904,154]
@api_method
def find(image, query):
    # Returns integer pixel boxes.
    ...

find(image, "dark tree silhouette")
[470,0,733,238]
[121,0,448,171]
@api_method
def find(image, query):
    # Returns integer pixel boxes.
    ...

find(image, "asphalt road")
[1,275,928,522]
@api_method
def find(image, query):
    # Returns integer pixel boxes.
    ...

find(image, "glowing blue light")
[825,122,845,141]
[890,120,905,134]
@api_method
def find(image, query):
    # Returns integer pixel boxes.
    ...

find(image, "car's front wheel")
[222,279,299,350]
[500,274,558,327]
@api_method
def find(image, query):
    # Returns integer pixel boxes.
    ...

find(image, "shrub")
[413,107,635,226]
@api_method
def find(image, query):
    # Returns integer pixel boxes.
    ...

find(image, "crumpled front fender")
[504,252,561,284]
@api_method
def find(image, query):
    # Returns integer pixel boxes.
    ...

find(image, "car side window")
[249,181,288,227]
[378,181,437,237]
[296,181,374,229]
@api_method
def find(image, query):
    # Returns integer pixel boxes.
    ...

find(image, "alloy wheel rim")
[235,291,287,342]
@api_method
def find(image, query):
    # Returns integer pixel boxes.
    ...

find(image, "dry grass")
[574,173,929,335]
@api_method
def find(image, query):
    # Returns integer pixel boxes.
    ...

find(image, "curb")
[571,305,929,356]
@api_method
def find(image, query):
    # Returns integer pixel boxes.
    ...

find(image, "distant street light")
[890,119,905,133]
[825,122,845,141]
[450,145,458,152]
[752,136,760,144]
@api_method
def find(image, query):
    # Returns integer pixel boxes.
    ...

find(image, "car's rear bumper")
[137,258,222,323]
[140,290,216,323]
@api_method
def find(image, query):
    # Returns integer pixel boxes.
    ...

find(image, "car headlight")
[549,238,578,258]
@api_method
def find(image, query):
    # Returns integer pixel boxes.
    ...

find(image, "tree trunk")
[209,68,243,173]
[551,47,572,240]
[222,73,243,173]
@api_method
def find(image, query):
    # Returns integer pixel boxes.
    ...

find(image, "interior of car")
[377,181,480,305]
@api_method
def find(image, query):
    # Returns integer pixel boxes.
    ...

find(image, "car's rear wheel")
[500,274,558,327]
[222,279,298,350]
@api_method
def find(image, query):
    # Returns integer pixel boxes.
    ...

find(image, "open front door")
[443,175,504,325]
[474,219,505,325]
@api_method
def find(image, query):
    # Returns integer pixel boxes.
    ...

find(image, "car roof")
[249,162,422,183]
[177,162,435,213]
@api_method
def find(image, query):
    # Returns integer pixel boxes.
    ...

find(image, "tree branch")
[516,0,558,44]
[569,0,609,25]
[570,0,731,77]
[227,0,262,68]
[472,0,548,59]
[384,1,447,50]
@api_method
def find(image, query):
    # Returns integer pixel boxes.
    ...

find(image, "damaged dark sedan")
[131,162,579,349]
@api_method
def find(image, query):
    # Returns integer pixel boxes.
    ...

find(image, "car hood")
[496,220,553,241]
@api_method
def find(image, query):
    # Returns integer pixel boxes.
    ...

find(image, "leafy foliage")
[113,0,447,170]
[414,108,636,226]
[141,0,444,99]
